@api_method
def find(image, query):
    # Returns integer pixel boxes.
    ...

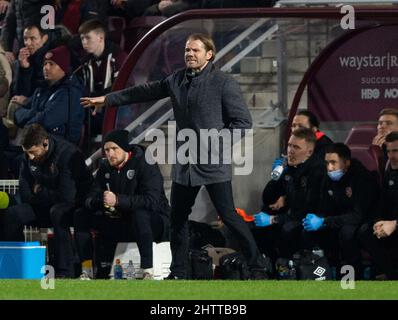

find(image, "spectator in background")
[359,131,398,280]
[56,0,108,35]
[0,1,10,27]
[2,124,93,277]
[78,19,127,137]
[0,0,54,62]
[0,43,12,165]
[14,45,84,144]
[13,24,50,98]
[144,0,199,17]
[302,143,379,278]
[203,0,276,8]
[0,43,12,118]
[109,0,158,21]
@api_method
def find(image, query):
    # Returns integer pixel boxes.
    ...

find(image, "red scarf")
[315,131,325,140]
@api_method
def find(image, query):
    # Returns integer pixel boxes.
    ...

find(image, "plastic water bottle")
[126,260,136,280]
[270,156,287,181]
[288,260,297,280]
[114,259,123,280]
[312,248,325,258]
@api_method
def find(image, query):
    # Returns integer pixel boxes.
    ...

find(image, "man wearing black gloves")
[74,129,170,280]
[250,128,325,259]
[2,124,92,277]
[301,143,379,278]
[359,131,398,280]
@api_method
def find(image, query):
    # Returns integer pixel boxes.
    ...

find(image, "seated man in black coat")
[360,131,398,280]
[301,143,379,278]
[74,130,170,280]
[1,124,92,277]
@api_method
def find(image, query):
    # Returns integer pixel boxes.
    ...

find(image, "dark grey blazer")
[105,62,252,186]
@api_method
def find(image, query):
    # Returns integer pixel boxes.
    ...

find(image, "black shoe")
[250,269,269,280]
[164,273,185,280]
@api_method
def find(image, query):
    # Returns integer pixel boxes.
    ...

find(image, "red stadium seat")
[344,123,377,145]
[348,144,383,182]
[108,16,127,49]
[123,16,166,53]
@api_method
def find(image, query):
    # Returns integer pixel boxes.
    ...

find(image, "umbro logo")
[314,266,326,280]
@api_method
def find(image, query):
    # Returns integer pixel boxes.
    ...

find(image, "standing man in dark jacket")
[75,129,170,280]
[249,128,325,259]
[81,33,268,279]
[302,143,379,277]
[360,131,398,280]
[14,45,84,144]
[1,124,93,277]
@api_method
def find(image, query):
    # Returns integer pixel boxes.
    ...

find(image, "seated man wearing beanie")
[14,45,84,145]
[74,129,170,280]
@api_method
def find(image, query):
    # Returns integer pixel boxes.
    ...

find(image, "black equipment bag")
[188,221,226,249]
[219,252,250,280]
[188,249,214,280]
[294,250,332,280]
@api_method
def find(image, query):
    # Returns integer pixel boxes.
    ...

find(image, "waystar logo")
[313,266,326,280]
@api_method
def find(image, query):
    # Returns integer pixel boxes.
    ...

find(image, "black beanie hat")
[103,130,130,152]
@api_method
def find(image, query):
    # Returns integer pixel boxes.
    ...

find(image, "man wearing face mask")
[301,143,379,278]
[247,128,326,260]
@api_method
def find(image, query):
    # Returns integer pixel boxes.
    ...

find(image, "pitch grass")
[0,280,397,300]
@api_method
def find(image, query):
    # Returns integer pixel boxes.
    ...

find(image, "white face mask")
[327,169,344,181]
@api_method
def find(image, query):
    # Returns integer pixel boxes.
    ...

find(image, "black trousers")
[301,225,362,278]
[74,207,166,269]
[251,220,303,260]
[2,203,75,277]
[359,223,398,279]
[169,181,266,278]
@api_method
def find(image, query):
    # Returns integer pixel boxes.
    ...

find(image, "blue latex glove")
[302,213,324,231]
[272,158,284,171]
[254,212,272,227]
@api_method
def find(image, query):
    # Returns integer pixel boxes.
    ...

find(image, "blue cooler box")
[0,242,46,279]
